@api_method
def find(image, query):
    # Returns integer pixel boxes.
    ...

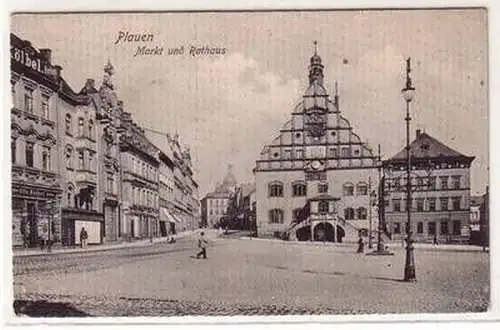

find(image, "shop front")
[11,183,62,247]
[60,208,104,246]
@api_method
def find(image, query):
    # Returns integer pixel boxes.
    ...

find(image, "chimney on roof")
[53,65,62,77]
[416,129,422,138]
[39,49,52,64]
[85,78,95,90]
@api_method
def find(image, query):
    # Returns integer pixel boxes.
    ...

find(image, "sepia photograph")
[6,7,491,319]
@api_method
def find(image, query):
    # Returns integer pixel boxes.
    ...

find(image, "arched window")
[344,207,355,220]
[268,209,284,224]
[78,117,84,136]
[65,114,72,134]
[318,201,329,214]
[292,182,307,197]
[67,184,74,206]
[65,145,73,169]
[356,182,368,195]
[343,183,354,196]
[11,137,17,164]
[268,182,284,197]
[88,119,94,139]
[357,207,367,220]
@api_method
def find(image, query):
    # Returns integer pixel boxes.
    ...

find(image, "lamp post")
[402,57,416,282]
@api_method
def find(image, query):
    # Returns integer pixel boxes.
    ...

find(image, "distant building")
[383,130,475,243]
[201,165,237,228]
[253,45,378,241]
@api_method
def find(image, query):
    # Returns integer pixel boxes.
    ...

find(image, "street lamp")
[402,57,417,282]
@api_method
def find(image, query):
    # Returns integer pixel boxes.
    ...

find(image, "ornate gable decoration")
[305,110,327,138]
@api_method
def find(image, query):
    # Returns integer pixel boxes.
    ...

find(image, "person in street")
[80,227,88,248]
[196,231,208,259]
[432,235,439,246]
[357,236,365,253]
[40,227,48,251]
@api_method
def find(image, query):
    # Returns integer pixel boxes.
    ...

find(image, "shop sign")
[11,46,47,74]
[12,185,58,199]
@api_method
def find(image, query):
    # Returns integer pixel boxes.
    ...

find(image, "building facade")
[200,165,237,228]
[254,46,378,241]
[119,112,160,240]
[56,72,104,246]
[383,130,475,243]
[10,33,62,247]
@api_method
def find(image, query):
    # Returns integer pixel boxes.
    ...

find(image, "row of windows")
[209,198,229,207]
[270,147,362,160]
[131,186,158,208]
[65,114,95,139]
[268,181,369,197]
[65,146,95,171]
[13,83,51,121]
[131,155,158,181]
[391,196,462,212]
[393,220,462,236]
[11,138,51,171]
[268,206,368,224]
[390,175,462,191]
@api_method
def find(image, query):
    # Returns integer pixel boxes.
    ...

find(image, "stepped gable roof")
[387,132,474,163]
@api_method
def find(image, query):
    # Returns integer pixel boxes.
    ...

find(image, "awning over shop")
[160,208,178,224]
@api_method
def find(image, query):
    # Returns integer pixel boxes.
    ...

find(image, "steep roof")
[388,132,472,161]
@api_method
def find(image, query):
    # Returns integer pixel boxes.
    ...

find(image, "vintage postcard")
[5,6,493,322]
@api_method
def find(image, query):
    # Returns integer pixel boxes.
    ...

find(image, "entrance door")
[27,202,37,247]
[129,218,135,238]
[159,221,167,237]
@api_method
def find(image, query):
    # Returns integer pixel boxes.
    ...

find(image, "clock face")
[311,160,321,170]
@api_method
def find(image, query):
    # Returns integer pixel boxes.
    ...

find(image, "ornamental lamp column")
[401,57,417,282]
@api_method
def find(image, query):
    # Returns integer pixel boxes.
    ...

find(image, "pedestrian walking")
[80,227,88,248]
[433,235,439,247]
[40,226,48,251]
[196,231,208,259]
[356,236,365,253]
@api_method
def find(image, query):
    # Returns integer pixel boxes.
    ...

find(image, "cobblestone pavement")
[13,233,490,316]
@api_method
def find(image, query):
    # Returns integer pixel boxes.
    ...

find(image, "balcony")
[75,170,97,185]
[75,135,97,151]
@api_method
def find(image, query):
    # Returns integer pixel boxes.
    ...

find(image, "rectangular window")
[393,178,401,192]
[318,183,328,194]
[11,137,16,164]
[329,148,337,158]
[428,222,436,235]
[394,223,401,234]
[25,142,34,167]
[341,147,350,158]
[440,221,449,235]
[42,146,51,171]
[428,198,436,211]
[429,176,437,190]
[440,176,449,190]
[393,199,401,212]
[24,87,33,113]
[78,150,84,169]
[88,152,94,171]
[41,94,49,120]
[78,117,84,136]
[452,197,461,210]
[452,176,461,189]
[292,184,307,197]
[284,149,292,159]
[416,198,424,212]
[440,197,449,211]
[343,185,354,196]
[416,177,424,190]
[453,220,461,235]
[295,149,303,159]
[107,175,114,194]
[417,222,423,234]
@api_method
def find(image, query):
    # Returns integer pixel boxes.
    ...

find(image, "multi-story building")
[382,130,475,243]
[56,71,104,246]
[119,112,160,239]
[254,45,378,241]
[201,165,237,228]
[10,33,62,247]
[158,149,178,235]
[167,134,200,232]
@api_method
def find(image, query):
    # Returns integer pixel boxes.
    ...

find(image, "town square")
[8,9,489,317]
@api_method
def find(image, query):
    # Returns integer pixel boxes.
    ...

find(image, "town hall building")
[254,44,379,242]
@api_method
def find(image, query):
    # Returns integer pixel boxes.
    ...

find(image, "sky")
[11,9,488,197]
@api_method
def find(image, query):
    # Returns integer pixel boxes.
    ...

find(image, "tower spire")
[308,41,324,85]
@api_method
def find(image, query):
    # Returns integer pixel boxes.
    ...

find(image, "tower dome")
[222,164,237,190]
